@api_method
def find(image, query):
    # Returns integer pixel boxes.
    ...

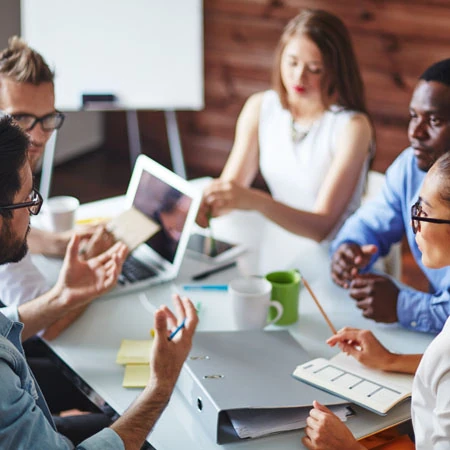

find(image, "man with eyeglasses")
[0,116,198,449]
[330,58,450,334]
[0,37,126,443]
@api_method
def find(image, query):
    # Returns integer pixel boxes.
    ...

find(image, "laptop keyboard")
[119,255,158,284]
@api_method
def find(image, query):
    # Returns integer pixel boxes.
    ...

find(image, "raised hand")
[149,295,198,390]
[331,243,378,288]
[55,234,128,309]
[349,273,399,323]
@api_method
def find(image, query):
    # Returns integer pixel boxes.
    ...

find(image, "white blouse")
[412,316,450,449]
[258,90,371,240]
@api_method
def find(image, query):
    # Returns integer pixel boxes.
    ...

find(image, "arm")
[330,151,409,262]
[327,327,422,374]
[206,114,373,242]
[27,227,72,257]
[18,235,128,341]
[110,295,198,449]
[196,93,262,227]
[397,286,450,333]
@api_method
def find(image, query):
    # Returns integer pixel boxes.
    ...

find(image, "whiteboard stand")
[126,109,187,178]
[39,110,187,199]
[126,110,142,170]
[165,110,187,179]
[39,131,57,200]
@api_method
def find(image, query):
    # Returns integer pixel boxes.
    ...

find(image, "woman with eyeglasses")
[303,151,450,449]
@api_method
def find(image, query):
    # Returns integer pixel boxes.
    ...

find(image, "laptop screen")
[132,170,193,263]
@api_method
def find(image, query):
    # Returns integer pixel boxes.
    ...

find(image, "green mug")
[265,269,301,325]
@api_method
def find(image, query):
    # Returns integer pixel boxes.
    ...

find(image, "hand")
[54,234,128,309]
[303,401,363,450]
[196,196,212,228]
[327,327,394,370]
[331,243,378,288]
[349,274,399,323]
[78,224,117,260]
[203,179,256,216]
[149,295,198,391]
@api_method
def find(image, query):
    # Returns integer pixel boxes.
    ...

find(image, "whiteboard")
[21,0,204,111]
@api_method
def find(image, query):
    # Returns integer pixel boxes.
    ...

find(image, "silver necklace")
[291,118,311,144]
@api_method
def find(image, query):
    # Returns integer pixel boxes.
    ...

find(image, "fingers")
[66,234,81,264]
[326,328,364,346]
[361,244,378,256]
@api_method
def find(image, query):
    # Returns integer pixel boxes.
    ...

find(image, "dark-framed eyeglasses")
[6,111,65,132]
[0,188,43,216]
[411,200,450,234]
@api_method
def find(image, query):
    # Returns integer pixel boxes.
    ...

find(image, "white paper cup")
[229,277,283,330]
[42,196,80,232]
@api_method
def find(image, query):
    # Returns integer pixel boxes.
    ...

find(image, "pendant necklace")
[291,117,312,144]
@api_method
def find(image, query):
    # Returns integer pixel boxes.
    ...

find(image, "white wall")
[0,0,104,165]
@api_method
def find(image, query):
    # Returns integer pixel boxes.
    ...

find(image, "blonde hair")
[0,36,54,85]
[272,9,367,114]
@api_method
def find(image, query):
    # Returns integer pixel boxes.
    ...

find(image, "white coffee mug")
[229,277,284,330]
[42,196,80,232]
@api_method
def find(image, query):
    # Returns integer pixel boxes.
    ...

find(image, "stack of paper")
[116,339,153,388]
[227,405,352,439]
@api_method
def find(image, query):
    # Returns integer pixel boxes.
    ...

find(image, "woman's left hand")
[303,401,364,450]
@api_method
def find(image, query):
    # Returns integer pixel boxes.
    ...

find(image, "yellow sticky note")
[116,340,152,365]
[123,364,150,388]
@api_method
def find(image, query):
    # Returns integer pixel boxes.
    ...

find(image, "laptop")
[32,154,201,296]
[114,154,201,294]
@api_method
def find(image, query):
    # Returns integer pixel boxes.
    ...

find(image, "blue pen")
[168,318,186,341]
[182,284,228,291]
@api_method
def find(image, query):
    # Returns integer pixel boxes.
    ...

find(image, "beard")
[0,218,29,265]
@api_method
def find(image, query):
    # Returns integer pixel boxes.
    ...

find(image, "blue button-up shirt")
[0,312,124,449]
[331,147,450,334]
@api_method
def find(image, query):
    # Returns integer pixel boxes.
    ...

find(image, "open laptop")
[114,154,201,294]
[32,154,201,296]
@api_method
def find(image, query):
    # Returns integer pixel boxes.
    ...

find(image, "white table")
[37,196,434,450]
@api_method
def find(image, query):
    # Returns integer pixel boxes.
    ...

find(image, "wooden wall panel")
[103,0,450,178]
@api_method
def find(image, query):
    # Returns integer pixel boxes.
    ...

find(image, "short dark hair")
[0,116,29,218]
[420,59,450,87]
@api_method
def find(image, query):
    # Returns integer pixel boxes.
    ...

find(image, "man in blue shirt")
[0,116,199,449]
[331,59,450,334]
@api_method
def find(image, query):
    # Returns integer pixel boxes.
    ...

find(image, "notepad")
[123,364,151,388]
[292,352,414,416]
[107,207,160,251]
[116,339,152,365]
[116,339,153,388]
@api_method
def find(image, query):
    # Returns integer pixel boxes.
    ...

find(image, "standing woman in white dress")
[198,9,374,242]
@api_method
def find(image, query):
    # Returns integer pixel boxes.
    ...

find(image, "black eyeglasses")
[7,111,65,132]
[0,188,43,216]
[411,200,450,234]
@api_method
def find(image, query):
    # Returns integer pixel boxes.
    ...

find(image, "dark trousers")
[24,338,115,445]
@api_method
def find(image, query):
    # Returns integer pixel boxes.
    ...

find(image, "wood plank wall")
[103,0,450,180]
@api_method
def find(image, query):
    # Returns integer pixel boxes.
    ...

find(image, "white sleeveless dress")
[258,90,371,241]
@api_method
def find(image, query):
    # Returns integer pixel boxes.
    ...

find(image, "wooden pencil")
[302,278,337,335]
